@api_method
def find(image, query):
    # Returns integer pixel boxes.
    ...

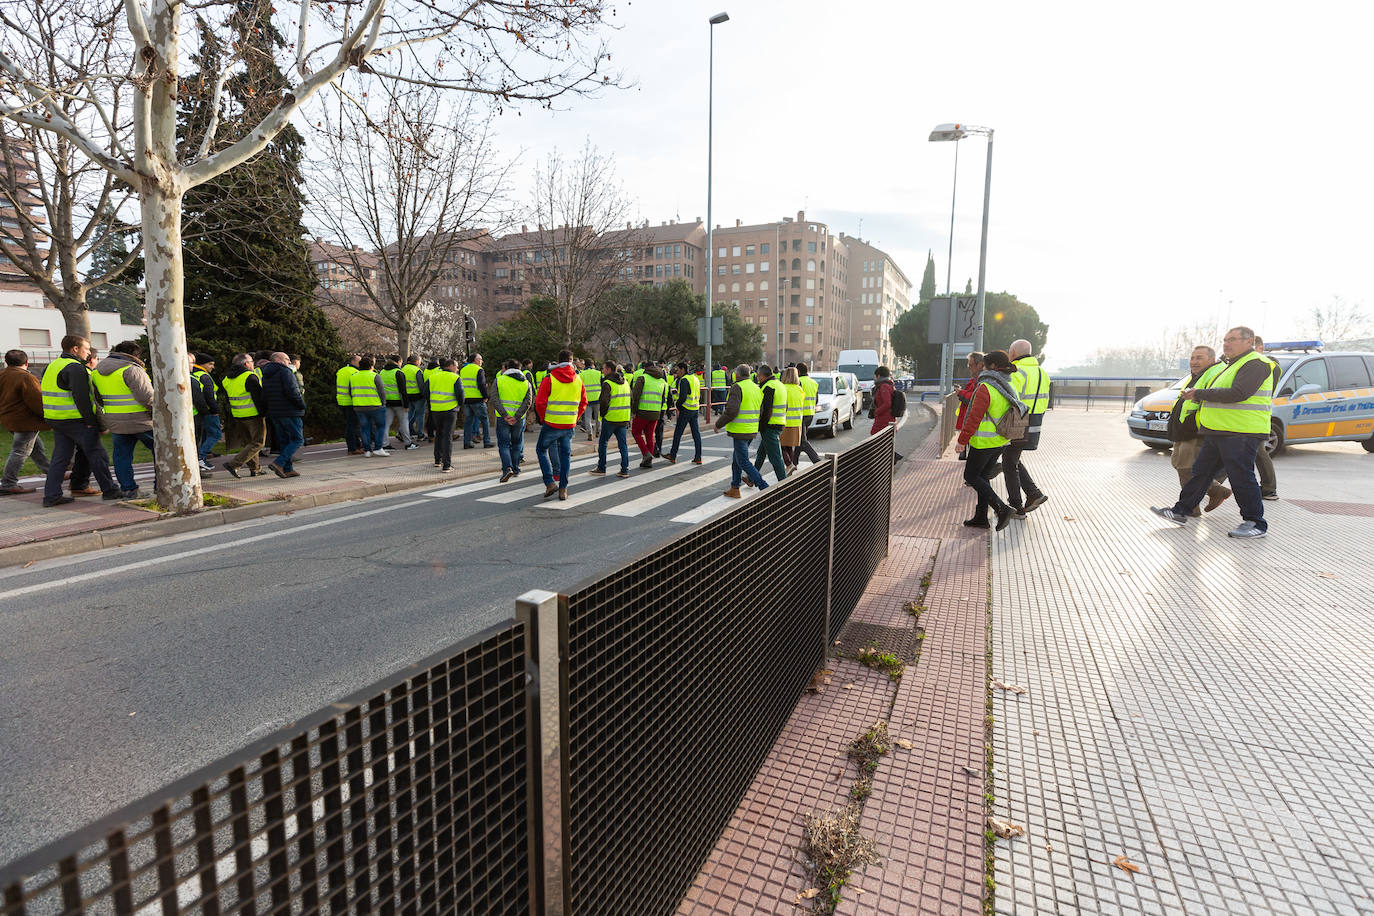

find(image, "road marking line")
[602,464,736,517]
[421,455,600,498]
[536,457,722,511]
[670,485,764,525]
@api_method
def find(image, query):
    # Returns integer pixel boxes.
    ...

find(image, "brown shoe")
[558,488,568,501]
[723,487,742,498]
[0,485,35,495]
[269,463,287,478]
[543,484,558,500]
[71,486,100,496]
[1204,486,1232,512]
[665,455,677,464]
[284,470,301,478]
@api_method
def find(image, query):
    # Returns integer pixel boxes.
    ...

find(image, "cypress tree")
[180,2,346,436]
[919,250,937,303]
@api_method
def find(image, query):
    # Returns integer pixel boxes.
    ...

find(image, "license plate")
[1147,420,1169,432]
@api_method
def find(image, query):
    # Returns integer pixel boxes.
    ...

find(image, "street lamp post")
[704,11,729,382]
[929,122,995,360]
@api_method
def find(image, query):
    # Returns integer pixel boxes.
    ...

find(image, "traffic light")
[463,314,476,347]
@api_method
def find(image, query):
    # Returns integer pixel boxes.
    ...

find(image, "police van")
[1127,341,1374,454]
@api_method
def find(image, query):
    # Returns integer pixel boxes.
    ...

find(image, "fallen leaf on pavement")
[992,681,1028,694]
[842,682,854,690]
[1062,516,1076,521]
[22,560,33,568]
[1317,572,1338,579]
[1112,855,1140,874]
[1045,842,1054,853]
[806,670,833,693]
[128,711,136,717]
[960,765,979,777]
[895,739,914,750]
[988,817,1024,838]
[795,887,820,902]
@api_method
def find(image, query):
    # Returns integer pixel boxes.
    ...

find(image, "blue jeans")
[342,406,361,452]
[464,402,490,446]
[360,407,387,451]
[536,425,574,486]
[407,400,426,439]
[270,417,304,472]
[496,416,525,472]
[669,410,702,461]
[598,423,630,472]
[1173,434,1266,530]
[730,436,768,489]
[198,414,222,461]
[112,430,155,494]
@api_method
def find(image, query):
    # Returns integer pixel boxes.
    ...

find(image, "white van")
[836,349,880,408]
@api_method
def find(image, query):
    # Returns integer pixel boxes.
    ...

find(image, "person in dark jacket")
[260,352,306,477]
[0,349,50,494]
[666,362,702,465]
[41,335,119,506]
[629,361,667,468]
[713,364,769,497]
[590,361,631,477]
[1166,345,1231,517]
[867,366,903,462]
[191,353,220,473]
[223,353,268,477]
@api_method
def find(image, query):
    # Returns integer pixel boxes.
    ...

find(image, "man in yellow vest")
[92,340,156,498]
[40,335,119,506]
[629,360,668,468]
[710,364,729,417]
[713,364,769,497]
[222,352,269,477]
[590,360,632,477]
[578,359,604,441]
[191,353,221,473]
[336,354,363,455]
[1252,335,1281,500]
[423,357,462,472]
[534,349,587,500]
[493,358,533,482]
[459,353,492,449]
[751,364,788,482]
[794,362,822,465]
[954,350,1023,531]
[400,354,426,443]
[1153,325,1273,538]
[666,362,703,465]
[1165,345,1231,516]
[1005,339,1052,517]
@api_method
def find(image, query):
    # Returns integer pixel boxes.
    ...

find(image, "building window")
[791,239,801,252]
[731,282,740,292]
[745,316,754,324]
[807,278,816,290]
[791,258,801,270]
[731,246,741,257]
[745,245,755,256]
[760,261,769,272]
[731,264,741,275]
[731,300,739,308]
[807,259,816,271]
[807,297,815,308]
[745,281,755,292]
[718,266,726,276]
[18,328,50,347]
[805,315,814,326]
[808,242,817,254]
[718,283,726,293]
[789,331,800,343]
[790,294,800,307]
[674,263,682,276]
[790,313,800,325]
[761,332,768,343]
[804,333,813,343]
[746,263,755,274]
[718,247,726,258]
[760,243,770,254]
[759,280,769,291]
[674,244,682,258]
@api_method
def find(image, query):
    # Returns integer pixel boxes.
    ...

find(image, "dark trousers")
[1173,435,1266,530]
[598,422,630,472]
[1255,445,1277,497]
[432,410,457,468]
[669,410,702,461]
[796,416,821,464]
[753,426,787,480]
[270,417,305,472]
[45,420,115,501]
[1002,443,1043,509]
[342,406,361,452]
[963,445,1008,521]
[654,410,668,455]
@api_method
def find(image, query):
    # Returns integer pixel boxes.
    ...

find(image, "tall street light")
[929,123,995,356]
[704,11,729,381]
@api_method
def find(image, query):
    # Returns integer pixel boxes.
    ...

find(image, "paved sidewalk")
[0,425,599,555]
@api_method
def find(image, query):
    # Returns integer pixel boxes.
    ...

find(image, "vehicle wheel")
[1362,434,1374,453]
[1266,420,1285,456]
[1146,443,1170,451]
[829,411,839,438]
[842,413,854,431]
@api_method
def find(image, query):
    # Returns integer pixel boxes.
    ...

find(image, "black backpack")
[889,387,906,417]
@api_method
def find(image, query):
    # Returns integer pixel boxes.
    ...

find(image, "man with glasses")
[1152,326,1273,538]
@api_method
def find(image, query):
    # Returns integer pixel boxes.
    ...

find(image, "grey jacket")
[94,352,154,434]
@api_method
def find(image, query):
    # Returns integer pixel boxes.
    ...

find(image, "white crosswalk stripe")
[602,463,737,517]
[422,455,600,498]
[535,456,722,511]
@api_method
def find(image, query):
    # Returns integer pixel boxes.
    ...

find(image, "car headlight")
[1130,409,1146,418]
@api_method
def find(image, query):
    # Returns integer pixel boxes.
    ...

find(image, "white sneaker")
[364,450,373,457]
[374,448,391,457]
[1228,521,1268,538]
[405,443,419,450]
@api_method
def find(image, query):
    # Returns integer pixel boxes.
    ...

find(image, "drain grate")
[837,620,922,663]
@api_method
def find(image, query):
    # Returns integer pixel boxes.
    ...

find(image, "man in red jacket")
[534,349,587,501]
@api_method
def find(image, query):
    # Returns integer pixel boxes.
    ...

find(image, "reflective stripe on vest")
[1197,351,1273,435]
[400,363,422,395]
[604,379,632,422]
[681,373,701,410]
[496,373,530,414]
[544,376,584,425]
[41,356,85,421]
[970,383,1010,448]
[580,368,603,398]
[711,369,728,388]
[428,370,460,411]
[382,369,402,402]
[92,363,147,415]
[1011,357,1051,432]
[637,375,666,413]
[335,366,356,406]
[1178,362,1227,424]
[350,370,382,408]
[784,383,804,427]
[191,368,209,417]
[725,380,763,436]
[761,378,787,427]
[460,363,483,399]
[222,372,260,418]
[798,375,819,414]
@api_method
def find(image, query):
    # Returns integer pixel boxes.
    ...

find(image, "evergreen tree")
[919,250,937,303]
[86,205,144,326]
[180,3,346,436]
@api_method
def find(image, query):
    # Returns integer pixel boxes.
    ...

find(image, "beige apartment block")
[711,210,850,370]
[837,233,913,369]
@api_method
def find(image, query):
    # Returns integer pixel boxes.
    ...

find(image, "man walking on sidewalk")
[1152,325,1274,538]
[1005,339,1051,517]
[41,335,119,506]
[1167,345,1231,516]
[0,349,50,494]
[223,353,268,477]
[401,355,426,442]
[714,364,769,497]
[534,349,587,500]
[191,353,221,473]
[424,358,462,472]
[336,354,362,455]
[629,361,667,469]
[579,359,603,441]
[91,340,156,499]
[751,364,787,482]
[666,362,703,465]
[591,361,632,477]
[793,362,822,465]
[460,353,492,449]
[493,359,532,482]
[261,352,306,478]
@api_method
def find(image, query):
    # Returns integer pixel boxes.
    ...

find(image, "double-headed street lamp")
[928,123,995,356]
[704,11,729,380]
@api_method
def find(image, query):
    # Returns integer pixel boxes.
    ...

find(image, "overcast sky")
[480,0,1373,369]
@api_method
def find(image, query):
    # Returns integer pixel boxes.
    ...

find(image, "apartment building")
[309,239,388,351]
[837,234,912,368]
[710,211,849,370]
[0,133,49,298]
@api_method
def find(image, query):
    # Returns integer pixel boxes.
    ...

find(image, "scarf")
[977,369,1028,417]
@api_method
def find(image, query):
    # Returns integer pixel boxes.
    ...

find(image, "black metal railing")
[830,425,896,641]
[1,621,536,916]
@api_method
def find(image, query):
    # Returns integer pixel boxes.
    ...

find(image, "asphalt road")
[0,408,933,867]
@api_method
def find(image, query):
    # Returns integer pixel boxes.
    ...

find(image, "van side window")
[1365,356,1374,382]
[1328,355,1371,390]
[1290,358,1329,393]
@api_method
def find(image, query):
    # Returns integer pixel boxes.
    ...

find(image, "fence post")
[823,452,838,655]
[516,589,564,916]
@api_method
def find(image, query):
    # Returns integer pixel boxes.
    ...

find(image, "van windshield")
[836,363,876,381]
[814,377,834,394]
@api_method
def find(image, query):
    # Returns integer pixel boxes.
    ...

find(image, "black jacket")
[260,362,306,418]
[53,352,100,426]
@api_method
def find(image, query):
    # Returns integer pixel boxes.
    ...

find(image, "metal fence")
[1,621,536,916]
[3,428,897,916]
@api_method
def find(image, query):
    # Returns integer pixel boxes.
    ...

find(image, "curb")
[0,447,572,569]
